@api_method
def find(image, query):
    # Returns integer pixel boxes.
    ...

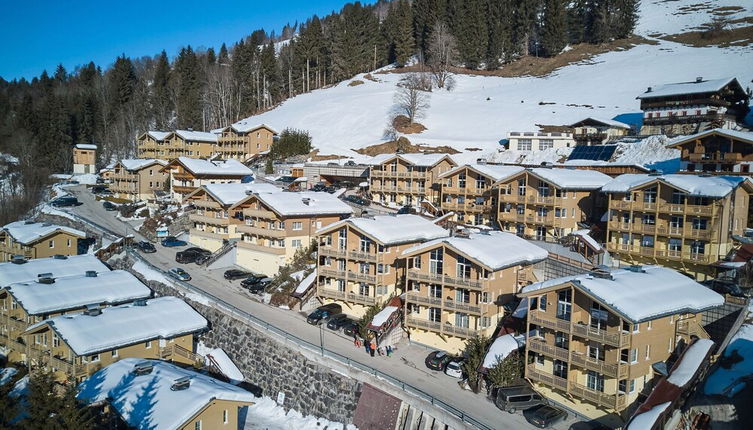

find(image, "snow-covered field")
[637,0,752,36]
[236,1,752,161]
[244,396,356,430]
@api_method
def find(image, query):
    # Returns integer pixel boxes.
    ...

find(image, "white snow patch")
[245,395,357,430]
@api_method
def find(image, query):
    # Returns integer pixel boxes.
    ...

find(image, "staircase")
[201,239,238,268]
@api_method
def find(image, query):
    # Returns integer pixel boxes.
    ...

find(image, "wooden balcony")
[405,317,476,339]
[526,365,627,411]
[111,172,137,181]
[527,195,557,205]
[406,316,441,331]
[237,241,285,255]
[319,268,347,279]
[348,271,376,283]
[189,228,227,240]
[528,338,570,362]
[348,250,379,263]
[318,288,376,306]
[237,224,285,238]
[189,200,221,209]
[242,208,277,219]
[189,214,230,226]
[527,365,569,391]
[318,247,347,258]
[405,292,443,307]
[570,351,628,379]
[443,299,482,315]
[441,202,486,213]
[571,322,629,348]
[406,270,488,291]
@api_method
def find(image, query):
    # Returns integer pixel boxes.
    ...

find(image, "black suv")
[344,195,370,206]
[241,276,271,294]
[224,269,252,280]
[307,304,343,325]
[50,196,80,207]
[137,241,157,253]
[175,247,211,264]
[326,314,353,330]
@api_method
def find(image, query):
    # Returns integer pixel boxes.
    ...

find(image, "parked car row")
[240,275,272,294]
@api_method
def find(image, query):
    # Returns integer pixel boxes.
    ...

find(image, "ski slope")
[237,1,752,160]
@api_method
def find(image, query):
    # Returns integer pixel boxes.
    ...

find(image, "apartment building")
[439,164,524,226]
[22,296,207,381]
[401,231,548,352]
[316,215,448,318]
[72,143,97,174]
[507,131,576,151]
[164,129,219,159]
[666,128,753,174]
[110,159,169,202]
[369,153,457,206]
[519,266,723,420]
[602,173,752,279]
[230,191,353,276]
[215,122,277,161]
[162,157,253,202]
[0,221,86,262]
[136,131,170,159]
[570,118,631,146]
[78,358,255,430]
[1,270,151,363]
[185,182,282,252]
[496,168,611,241]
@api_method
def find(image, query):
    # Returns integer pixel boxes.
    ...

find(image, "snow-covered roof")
[174,157,252,176]
[570,117,631,129]
[402,231,547,271]
[0,254,109,287]
[227,120,278,134]
[376,153,455,167]
[146,130,170,141]
[5,270,151,315]
[601,173,749,198]
[2,220,86,245]
[521,265,724,323]
[174,129,219,142]
[28,296,207,355]
[200,183,281,206]
[119,158,166,172]
[256,191,353,217]
[667,338,714,387]
[572,230,603,252]
[74,144,97,150]
[526,167,612,190]
[626,402,671,430]
[321,215,449,245]
[370,306,399,328]
[666,128,753,147]
[440,164,524,182]
[204,347,244,384]
[293,270,317,297]
[637,77,739,99]
[77,358,255,430]
[483,334,523,368]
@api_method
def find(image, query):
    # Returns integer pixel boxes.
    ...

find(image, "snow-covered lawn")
[244,396,357,430]
[704,324,753,397]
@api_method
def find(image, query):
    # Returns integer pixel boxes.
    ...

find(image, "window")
[647,320,652,330]
[692,218,707,230]
[476,178,486,190]
[588,343,605,361]
[619,379,627,393]
[554,331,569,349]
[641,235,654,248]
[691,241,706,255]
[336,279,345,292]
[67,239,71,247]
[223,410,228,424]
[590,302,608,331]
[642,214,655,225]
[413,256,421,269]
[553,360,567,379]
[358,283,370,296]
[518,139,532,151]
[338,228,347,250]
[428,307,441,322]
[49,240,54,249]
[429,284,441,298]
[90,354,100,362]
[359,236,371,253]
[195,421,202,430]
[291,239,302,248]
[145,340,152,349]
[455,288,470,303]
[429,248,443,275]
[669,238,682,253]
[539,139,554,150]
[480,316,491,328]
[458,173,466,188]
[629,379,636,393]
[630,348,638,363]
[359,263,370,274]
[671,191,686,204]
[557,289,572,321]
[456,256,472,279]
[587,371,604,392]
[455,312,469,328]
[539,295,547,311]
[643,186,657,203]
[112,349,118,358]
[536,353,545,365]
[518,179,526,196]
[292,222,303,230]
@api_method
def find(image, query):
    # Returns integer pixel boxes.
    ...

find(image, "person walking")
[370,340,377,357]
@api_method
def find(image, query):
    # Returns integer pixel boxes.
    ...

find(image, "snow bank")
[0,368,18,386]
[705,324,753,397]
[626,401,671,430]
[245,396,357,430]
[132,260,174,285]
[483,334,523,368]
[667,338,715,387]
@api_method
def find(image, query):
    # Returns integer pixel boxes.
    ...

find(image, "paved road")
[64,185,576,430]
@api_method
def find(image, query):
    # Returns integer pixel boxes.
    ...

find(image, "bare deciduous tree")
[203,64,242,129]
[394,73,431,124]
[427,21,458,90]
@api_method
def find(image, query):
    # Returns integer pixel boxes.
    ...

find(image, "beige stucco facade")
[180,398,253,430]
[0,230,84,262]
[216,125,276,161]
[163,160,249,203]
[439,166,500,226]
[185,190,238,253]
[110,160,169,202]
[369,155,457,206]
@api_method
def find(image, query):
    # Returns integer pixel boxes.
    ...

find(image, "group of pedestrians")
[354,335,394,357]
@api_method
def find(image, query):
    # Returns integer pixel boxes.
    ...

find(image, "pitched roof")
[569,117,631,129]
[146,131,170,141]
[256,191,353,217]
[440,164,524,182]
[521,265,724,323]
[173,157,253,176]
[174,129,219,142]
[601,173,750,198]
[525,167,612,190]
[27,296,207,355]
[77,358,255,430]
[5,270,151,315]
[0,254,108,287]
[198,183,282,206]
[637,77,740,99]
[321,215,448,245]
[227,120,278,134]
[402,231,547,271]
[74,144,97,150]
[666,128,753,148]
[375,153,456,168]
[2,220,86,245]
[119,159,166,171]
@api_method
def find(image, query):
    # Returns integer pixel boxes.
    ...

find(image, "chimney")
[696,77,703,83]
[171,376,191,391]
[133,362,154,376]
[10,255,27,265]
[37,273,55,284]
[85,305,101,316]
[646,87,652,93]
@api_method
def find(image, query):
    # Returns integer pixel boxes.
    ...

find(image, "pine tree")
[206,47,216,64]
[586,0,611,43]
[612,0,639,39]
[450,0,488,69]
[20,370,63,429]
[57,383,96,429]
[152,50,172,129]
[390,0,416,67]
[541,0,567,57]
[218,43,229,64]
[567,0,590,44]
[412,0,447,57]
[54,64,67,84]
[297,16,325,92]
[0,370,19,428]
[108,55,137,113]
[460,334,491,393]
[486,351,525,388]
[174,46,203,129]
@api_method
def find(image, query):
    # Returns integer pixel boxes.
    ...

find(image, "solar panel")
[568,145,617,161]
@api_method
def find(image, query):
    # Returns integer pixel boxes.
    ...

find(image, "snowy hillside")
[237,1,752,160]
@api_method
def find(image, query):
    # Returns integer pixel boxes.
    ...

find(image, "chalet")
[369,153,457,206]
[136,131,170,159]
[638,77,750,136]
[569,118,631,146]
[507,131,576,151]
[162,157,253,202]
[216,122,277,161]
[78,358,255,430]
[110,159,169,202]
[666,128,753,174]
[0,221,86,262]
[520,266,723,420]
[72,144,97,175]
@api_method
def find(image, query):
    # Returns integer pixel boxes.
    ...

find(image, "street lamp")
[319,323,325,356]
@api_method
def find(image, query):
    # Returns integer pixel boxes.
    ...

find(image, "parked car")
[569,421,611,430]
[397,205,415,215]
[161,236,187,247]
[326,314,354,331]
[707,279,749,298]
[175,247,211,264]
[307,304,343,325]
[344,195,370,206]
[243,277,272,294]
[50,196,80,207]
[136,241,156,253]
[102,201,117,211]
[425,351,454,371]
[91,185,107,194]
[444,359,464,378]
[168,267,191,282]
[343,320,360,337]
[491,385,545,413]
[524,405,568,428]
[224,269,252,280]
[241,275,265,288]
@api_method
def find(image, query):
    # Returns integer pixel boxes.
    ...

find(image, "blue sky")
[0,0,366,81]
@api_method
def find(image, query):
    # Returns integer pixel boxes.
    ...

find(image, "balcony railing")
[318,247,347,258]
[526,365,627,411]
[319,288,376,306]
[405,317,476,339]
[348,250,378,263]
[405,292,443,306]
[406,316,441,331]
[571,322,629,347]
[242,208,277,219]
[237,241,285,255]
[570,351,628,379]
[318,268,347,279]
[527,365,569,391]
[189,214,230,226]
[348,271,376,283]
[189,228,228,240]
[528,338,570,362]
[237,224,285,238]
[406,270,487,291]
